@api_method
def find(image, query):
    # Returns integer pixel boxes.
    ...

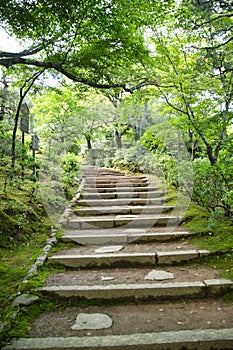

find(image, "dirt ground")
[45,265,222,286]
[28,299,233,338]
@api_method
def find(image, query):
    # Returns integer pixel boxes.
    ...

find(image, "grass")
[182,201,233,279]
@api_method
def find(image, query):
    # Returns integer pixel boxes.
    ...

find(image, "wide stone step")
[61,228,195,245]
[44,265,224,286]
[81,191,164,200]
[73,205,174,216]
[67,214,180,229]
[4,328,233,350]
[84,180,149,188]
[37,279,233,301]
[85,175,148,181]
[76,197,166,207]
[48,244,211,268]
[83,186,159,192]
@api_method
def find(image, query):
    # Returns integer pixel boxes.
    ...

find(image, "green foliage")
[112,146,141,173]
[61,153,81,199]
[84,147,116,167]
[192,157,233,218]
[0,0,175,88]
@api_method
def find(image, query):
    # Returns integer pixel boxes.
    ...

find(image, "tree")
[143,21,233,165]
[0,0,175,90]
[32,87,113,154]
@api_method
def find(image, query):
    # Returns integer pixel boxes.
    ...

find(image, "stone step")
[85,175,148,181]
[84,180,149,188]
[83,186,159,192]
[73,205,174,216]
[76,197,166,207]
[48,244,211,268]
[44,265,225,286]
[4,328,233,350]
[37,279,233,301]
[61,229,195,245]
[81,191,164,200]
[66,214,180,229]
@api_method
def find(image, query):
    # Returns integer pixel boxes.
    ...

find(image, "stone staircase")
[4,166,233,349]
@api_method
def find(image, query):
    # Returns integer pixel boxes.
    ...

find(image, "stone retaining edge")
[3,328,233,350]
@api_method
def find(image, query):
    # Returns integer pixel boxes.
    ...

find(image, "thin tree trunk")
[11,70,45,169]
[86,136,92,150]
[114,129,122,149]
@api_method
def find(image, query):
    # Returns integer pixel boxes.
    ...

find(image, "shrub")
[192,157,233,218]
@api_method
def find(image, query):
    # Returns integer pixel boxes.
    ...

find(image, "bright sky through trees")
[0,28,23,51]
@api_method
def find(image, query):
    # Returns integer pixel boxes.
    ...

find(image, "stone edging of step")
[22,227,58,283]
[59,178,86,227]
[3,328,233,349]
[0,227,58,342]
[37,279,233,300]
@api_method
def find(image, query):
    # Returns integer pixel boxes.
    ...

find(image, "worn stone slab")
[11,294,39,308]
[127,231,195,243]
[204,279,233,296]
[144,270,175,281]
[71,313,112,330]
[48,253,156,268]
[82,191,164,200]
[73,205,174,216]
[76,198,166,207]
[84,186,158,193]
[37,281,206,300]
[67,215,179,230]
[3,328,233,350]
[61,230,194,245]
[157,250,199,264]
[61,234,129,246]
[95,246,124,254]
[198,249,211,257]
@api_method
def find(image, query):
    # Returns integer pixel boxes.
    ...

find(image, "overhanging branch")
[0,54,161,92]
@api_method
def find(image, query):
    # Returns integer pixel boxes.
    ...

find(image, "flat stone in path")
[144,270,175,281]
[95,246,124,254]
[71,313,112,330]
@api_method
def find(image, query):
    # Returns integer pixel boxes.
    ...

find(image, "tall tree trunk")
[11,99,23,169]
[114,129,122,149]
[0,72,8,121]
[11,70,45,169]
[85,135,92,149]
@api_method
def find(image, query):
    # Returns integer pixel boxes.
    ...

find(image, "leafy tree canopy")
[0,0,175,90]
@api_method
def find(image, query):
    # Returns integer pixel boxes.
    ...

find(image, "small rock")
[46,237,57,245]
[144,270,175,281]
[95,246,123,254]
[11,294,39,308]
[28,265,38,277]
[71,313,112,330]
[43,244,52,252]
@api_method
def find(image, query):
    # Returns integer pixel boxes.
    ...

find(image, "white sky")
[0,27,24,51]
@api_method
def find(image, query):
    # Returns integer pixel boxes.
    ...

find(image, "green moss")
[181,200,233,283]
[7,299,55,339]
